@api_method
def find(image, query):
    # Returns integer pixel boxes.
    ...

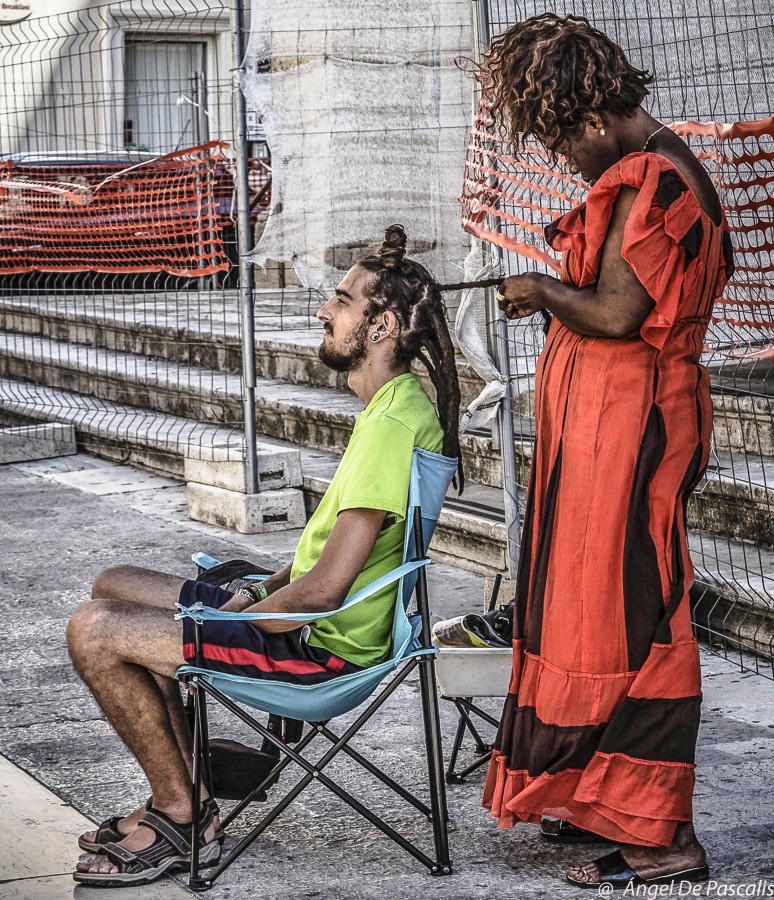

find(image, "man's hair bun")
[378,223,407,269]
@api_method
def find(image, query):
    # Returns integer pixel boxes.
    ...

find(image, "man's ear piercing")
[370,332,380,342]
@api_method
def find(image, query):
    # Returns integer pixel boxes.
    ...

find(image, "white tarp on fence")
[241,0,473,290]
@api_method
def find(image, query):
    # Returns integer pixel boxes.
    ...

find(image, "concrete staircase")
[0,289,772,630]
[0,290,514,574]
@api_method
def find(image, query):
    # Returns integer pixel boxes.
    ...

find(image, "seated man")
[68,224,463,888]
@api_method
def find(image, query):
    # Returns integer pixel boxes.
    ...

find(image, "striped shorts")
[179,580,361,685]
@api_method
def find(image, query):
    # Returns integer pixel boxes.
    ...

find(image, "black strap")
[139,810,191,855]
[195,558,274,587]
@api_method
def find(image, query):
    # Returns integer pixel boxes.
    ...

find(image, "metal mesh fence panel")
[240,1,474,294]
[0,0,315,478]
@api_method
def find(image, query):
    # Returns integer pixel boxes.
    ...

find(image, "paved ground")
[1,453,773,899]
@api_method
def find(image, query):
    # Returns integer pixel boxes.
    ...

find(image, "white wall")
[0,0,233,156]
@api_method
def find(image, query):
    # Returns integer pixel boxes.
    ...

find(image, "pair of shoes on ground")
[432,613,511,648]
[541,818,709,890]
[74,797,222,888]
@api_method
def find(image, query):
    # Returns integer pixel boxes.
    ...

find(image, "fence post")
[474,0,521,578]
[229,0,259,494]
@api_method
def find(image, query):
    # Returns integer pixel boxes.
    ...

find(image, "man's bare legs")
[68,566,216,874]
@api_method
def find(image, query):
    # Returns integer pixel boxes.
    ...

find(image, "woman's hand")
[496,189,653,339]
[497,272,551,320]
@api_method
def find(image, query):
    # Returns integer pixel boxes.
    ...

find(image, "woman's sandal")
[539,817,614,844]
[565,849,710,890]
[73,803,223,888]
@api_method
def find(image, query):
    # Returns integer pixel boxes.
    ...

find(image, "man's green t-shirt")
[289,372,444,667]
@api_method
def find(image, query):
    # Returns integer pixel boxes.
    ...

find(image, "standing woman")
[482,14,734,888]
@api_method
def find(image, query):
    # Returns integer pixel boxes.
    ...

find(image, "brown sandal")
[78,797,153,853]
[74,803,222,888]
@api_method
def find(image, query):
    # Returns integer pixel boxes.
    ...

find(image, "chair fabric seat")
[177,645,434,722]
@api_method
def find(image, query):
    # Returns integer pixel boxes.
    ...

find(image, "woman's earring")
[370,332,380,342]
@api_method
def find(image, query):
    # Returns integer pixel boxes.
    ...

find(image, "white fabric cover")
[241,0,473,290]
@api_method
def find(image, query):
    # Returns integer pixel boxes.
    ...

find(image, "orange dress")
[483,153,734,847]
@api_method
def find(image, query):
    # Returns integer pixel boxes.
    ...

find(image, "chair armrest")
[174,557,431,624]
[191,551,221,570]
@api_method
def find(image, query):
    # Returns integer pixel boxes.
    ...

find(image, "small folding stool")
[434,647,512,783]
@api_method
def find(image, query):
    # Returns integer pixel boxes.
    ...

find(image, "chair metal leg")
[220,725,321,829]
[454,696,500,730]
[412,507,452,875]
[418,655,453,874]
[196,661,446,883]
[188,678,210,891]
[455,749,494,780]
[455,698,491,755]
[443,697,499,782]
[445,707,469,784]
[318,724,431,817]
[196,686,214,797]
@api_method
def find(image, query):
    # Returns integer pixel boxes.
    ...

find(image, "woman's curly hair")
[485,13,653,162]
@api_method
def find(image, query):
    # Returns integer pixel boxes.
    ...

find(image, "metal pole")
[494,305,520,578]
[229,0,259,494]
[475,0,521,578]
[413,509,452,872]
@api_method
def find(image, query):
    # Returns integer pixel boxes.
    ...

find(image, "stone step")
[2,294,773,457]
[690,532,774,660]
[0,331,506,488]
[0,377,508,574]
[1,331,772,546]
[2,376,770,641]
[0,376,244,478]
[697,451,774,549]
[0,293,486,411]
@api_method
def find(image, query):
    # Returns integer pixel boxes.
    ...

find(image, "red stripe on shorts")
[326,654,347,673]
[183,642,337,676]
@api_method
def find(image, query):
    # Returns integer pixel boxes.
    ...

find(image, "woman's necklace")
[642,123,668,152]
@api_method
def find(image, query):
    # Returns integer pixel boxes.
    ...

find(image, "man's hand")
[218,591,257,613]
[496,272,552,320]
[218,564,293,613]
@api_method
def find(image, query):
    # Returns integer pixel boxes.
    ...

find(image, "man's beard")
[317,319,369,372]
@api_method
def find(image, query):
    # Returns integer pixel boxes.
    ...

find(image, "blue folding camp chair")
[175,448,458,890]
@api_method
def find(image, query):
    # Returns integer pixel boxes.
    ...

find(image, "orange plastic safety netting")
[0,141,240,278]
[460,93,774,353]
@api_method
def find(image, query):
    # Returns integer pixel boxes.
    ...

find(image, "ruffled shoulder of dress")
[545,153,731,350]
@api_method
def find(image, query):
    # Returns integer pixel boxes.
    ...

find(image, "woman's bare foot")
[76,801,220,876]
[567,823,707,884]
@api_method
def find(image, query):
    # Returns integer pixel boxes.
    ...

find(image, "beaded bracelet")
[242,581,269,603]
